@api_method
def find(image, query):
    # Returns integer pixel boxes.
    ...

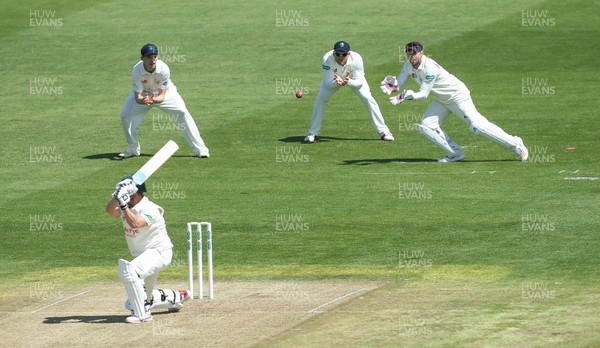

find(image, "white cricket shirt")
[122,196,173,257]
[131,60,174,93]
[321,50,367,89]
[396,56,470,104]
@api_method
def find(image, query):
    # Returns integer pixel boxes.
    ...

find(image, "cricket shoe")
[125,312,153,324]
[380,132,395,141]
[515,137,528,161]
[438,152,465,163]
[304,134,316,143]
[195,150,210,158]
[117,151,139,159]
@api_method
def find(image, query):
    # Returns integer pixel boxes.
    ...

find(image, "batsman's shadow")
[43,315,125,324]
[342,158,436,165]
[44,311,169,324]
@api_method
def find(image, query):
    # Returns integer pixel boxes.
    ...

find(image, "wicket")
[186,222,214,300]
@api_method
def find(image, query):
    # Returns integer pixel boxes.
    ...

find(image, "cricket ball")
[295,91,303,98]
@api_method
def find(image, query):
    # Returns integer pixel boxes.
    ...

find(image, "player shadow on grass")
[342,158,437,165]
[43,311,169,324]
[82,153,149,161]
[83,153,192,160]
[279,136,380,143]
[342,158,517,165]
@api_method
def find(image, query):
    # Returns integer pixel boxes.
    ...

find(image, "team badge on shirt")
[143,213,154,223]
[323,65,330,70]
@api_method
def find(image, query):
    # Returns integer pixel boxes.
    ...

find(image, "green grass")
[1,0,600,345]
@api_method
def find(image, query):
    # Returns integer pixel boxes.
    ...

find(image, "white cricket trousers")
[421,98,518,151]
[130,248,172,300]
[308,81,391,136]
[120,87,209,155]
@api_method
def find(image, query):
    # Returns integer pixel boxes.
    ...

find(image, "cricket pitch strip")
[0,280,386,347]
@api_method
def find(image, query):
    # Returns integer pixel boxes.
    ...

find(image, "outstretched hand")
[380,75,399,95]
[143,92,155,105]
[389,90,415,105]
[136,91,155,105]
[335,73,350,86]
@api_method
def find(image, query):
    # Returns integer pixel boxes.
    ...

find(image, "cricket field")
[1,0,599,347]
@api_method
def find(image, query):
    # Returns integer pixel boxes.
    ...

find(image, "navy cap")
[405,41,424,54]
[333,40,350,53]
[141,43,159,56]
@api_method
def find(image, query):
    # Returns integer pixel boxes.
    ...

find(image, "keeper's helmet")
[405,41,424,54]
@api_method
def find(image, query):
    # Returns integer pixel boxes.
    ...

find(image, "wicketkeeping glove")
[380,75,399,95]
[389,90,414,105]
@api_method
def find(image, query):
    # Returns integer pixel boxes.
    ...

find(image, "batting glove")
[113,178,134,197]
[114,178,133,190]
[380,75,399,95]
[120,182,138,196]
[114,189,131,210]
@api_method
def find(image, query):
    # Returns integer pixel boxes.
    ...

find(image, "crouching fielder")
[304,40,394,143]
[381,41,528,162]
[106,176,190,324]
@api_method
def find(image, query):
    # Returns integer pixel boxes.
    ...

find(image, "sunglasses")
[334,51,349,57]
[405,44,422,55]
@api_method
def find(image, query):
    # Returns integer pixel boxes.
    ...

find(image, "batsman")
[106,176,190,323]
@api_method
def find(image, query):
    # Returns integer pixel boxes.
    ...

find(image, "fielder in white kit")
[106,176,190,324]
[304,41,394,143]
[381,41,528,162]
[119,43,210,158]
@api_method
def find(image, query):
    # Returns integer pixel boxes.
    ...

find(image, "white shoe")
[515,137,528,161]
[117,151,138,159]
[195,150,210,158]
[438,152,465,163]
[125,312,153,324]
[380,132,395,141]
[304,134,315,143]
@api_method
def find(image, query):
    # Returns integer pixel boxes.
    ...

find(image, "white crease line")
[563,177,598,181]
[308,288,366,314]
[365,172,431,175]
[365,171,498,175]
[32,290,91,313]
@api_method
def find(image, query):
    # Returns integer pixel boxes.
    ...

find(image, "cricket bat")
[131,140,179,185]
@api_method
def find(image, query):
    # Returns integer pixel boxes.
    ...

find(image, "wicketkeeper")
[381,41,528,162]
[106,176,190,324]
